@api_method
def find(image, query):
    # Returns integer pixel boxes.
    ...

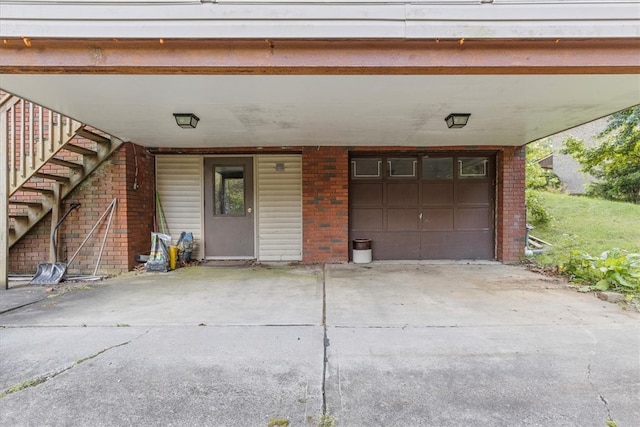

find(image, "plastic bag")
[145,232,171,272]
[176,232,194,262]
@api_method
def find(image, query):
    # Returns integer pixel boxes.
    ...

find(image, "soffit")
[1,73,637,148]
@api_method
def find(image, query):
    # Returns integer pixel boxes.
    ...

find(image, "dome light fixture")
[444,113,471,129]
[173,113,200,129]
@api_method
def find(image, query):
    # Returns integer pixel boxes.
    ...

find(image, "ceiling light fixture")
[173,113,200,129]
[444,113,471,129]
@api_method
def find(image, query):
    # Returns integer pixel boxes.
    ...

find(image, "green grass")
[528,191,640,264]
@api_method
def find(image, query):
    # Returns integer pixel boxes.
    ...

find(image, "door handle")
[247,207,252,213]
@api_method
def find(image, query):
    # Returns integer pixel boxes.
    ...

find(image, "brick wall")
[9,143,155,275]
[496,146,526,262]
[125,144,156,270]
[9,143,524,271]
[302,147,349,263]
[8,215,51,275]
[299,145,526,264]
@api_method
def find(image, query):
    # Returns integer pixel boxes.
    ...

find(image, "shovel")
[30,202,81,286]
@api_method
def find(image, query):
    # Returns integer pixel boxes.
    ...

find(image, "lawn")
[527,190,640,261]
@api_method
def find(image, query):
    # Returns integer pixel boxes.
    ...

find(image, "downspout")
[524,223,546,256]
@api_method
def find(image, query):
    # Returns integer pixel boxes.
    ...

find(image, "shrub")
[561,248,640,294]
[526,190,552,224]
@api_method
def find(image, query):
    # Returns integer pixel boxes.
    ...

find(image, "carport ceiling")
[1,73,638,148]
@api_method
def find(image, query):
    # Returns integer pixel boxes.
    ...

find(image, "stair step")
[20,186,54,195]
[63,143,97,157]
[76,128,111,145]
[49,157,84,170]
[34,172,70,183]
[9,200,43,208]
[9,214,29,221]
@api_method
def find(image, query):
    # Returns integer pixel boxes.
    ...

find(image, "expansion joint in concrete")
[321,263,328,416]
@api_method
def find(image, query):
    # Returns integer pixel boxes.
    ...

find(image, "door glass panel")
[214,166,245,215]
[458,157,488,179]
[422,157,453,179]
[388,158,417,178]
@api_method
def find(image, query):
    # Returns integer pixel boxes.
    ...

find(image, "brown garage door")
[349,154,495,260]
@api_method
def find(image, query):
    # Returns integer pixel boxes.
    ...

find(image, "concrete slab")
[1,326,325,427]
[325,263,634,327]
[324,263,640,426]
[0,284,49,314]
[0,265,323,327]
[0,265,326,427]
[324,325,639,426]
[0,262,638,426]
[0,326,145,390]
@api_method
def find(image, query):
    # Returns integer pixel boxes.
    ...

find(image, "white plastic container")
[353,248,372,264]
[352,239,372,264]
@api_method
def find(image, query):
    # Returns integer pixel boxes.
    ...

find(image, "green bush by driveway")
[527,191,640,300]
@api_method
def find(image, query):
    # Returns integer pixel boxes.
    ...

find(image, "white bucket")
[353,249,372,264]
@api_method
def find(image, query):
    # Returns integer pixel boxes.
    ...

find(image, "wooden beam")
[50,183,61,263]
[0,106,8,289]
[0,38,638,75]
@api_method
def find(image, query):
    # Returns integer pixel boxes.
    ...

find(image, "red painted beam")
[1,38,639,74]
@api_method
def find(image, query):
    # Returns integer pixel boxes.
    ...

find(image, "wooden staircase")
[1,93,124,249]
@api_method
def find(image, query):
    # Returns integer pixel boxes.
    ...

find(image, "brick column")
[302,147,349,263]
[125,144,155,270]
[496,146,526,262]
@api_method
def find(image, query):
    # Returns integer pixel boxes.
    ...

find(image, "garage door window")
[458,157,489,178]
[388,158,417,178]
[352,158,382,178]
[422,157,453,180]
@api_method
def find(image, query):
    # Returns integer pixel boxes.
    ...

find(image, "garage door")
[349,154,495,260]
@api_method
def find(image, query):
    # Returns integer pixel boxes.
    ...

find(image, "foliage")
[317,415,336,427]
[561,249,640,295]
[526,190,552,224]
[525,191,640,301]
[526,139,561,191]
[562,106,640,203]
[525,139,558,224]
[528,191,640,257]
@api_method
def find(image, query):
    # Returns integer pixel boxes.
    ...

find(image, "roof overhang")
[1,1,639,149]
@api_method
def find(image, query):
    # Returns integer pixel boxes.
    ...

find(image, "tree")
[525,138,558,224]
[525,138,559,190]
[562,106,640,204]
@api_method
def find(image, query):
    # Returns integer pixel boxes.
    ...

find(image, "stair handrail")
[0,93,20,110]
[1,95,83,196]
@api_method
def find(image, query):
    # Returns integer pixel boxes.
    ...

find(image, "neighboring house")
[546,117,608,194]
[1,1,639,287]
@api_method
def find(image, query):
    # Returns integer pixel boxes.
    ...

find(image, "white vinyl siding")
[2,2,638,39]
[256,155,302,261]
[155,155,203,259]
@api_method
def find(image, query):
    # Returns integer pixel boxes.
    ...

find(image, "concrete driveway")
[1,263,638,426]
